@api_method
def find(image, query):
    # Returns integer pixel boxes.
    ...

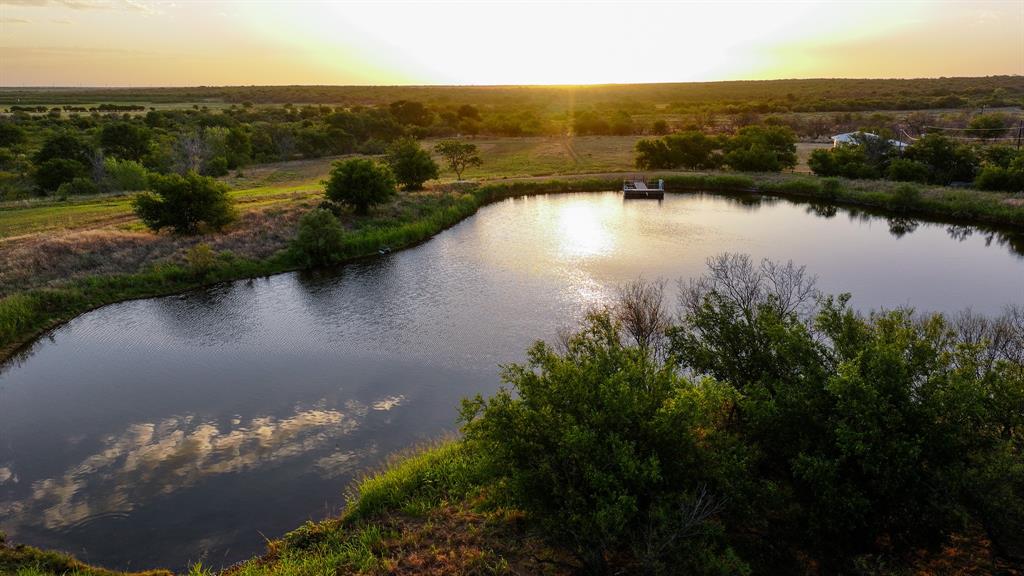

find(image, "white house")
[831,131,908,152]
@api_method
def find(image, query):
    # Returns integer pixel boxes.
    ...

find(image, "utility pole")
[1017,120,1022,150]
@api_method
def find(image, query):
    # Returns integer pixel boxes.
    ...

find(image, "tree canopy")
[433,140,482,180]
[323,158,397,215]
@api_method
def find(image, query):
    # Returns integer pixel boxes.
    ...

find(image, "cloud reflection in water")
[0,395,405,532]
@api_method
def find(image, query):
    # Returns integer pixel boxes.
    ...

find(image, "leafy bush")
[635,131,721,170]
[184,243,217,276]
[463,254,1024,571]
[202,156,230,177]
[904,134,979,184]
[385,137,439,190]
[34,158,88,193]
[290,208,346,266]
[667,254,1023,567]
[103,157,149,191]
[975,166,1024,192]
[323,158,397,215]
[462,311,750,574]
[820,177,842,200]
[0,122,26,149]
[34,133,93,166]
[99,121,151,161]
[724,125,797,172]
[808,146,879,179]
[723,144,784,172]
[132,171,236,234]
[358,138,387,155]
[886,157,930,183]
[968,113,1009,140]
[889,183,922,209]
[56,176,99,197]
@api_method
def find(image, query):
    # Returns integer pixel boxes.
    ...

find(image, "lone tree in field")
[133,171,236,234]
[433,140,482,180]
[324,158,397,215]
[385,137,439,191]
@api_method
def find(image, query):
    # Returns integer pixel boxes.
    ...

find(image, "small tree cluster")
[634,126,796,172]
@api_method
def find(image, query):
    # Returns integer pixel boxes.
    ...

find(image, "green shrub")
[724,125,797,172]
[666,255,1023,566]
[808,146,879,179]
[99,121,151,161]
[132,171,236,234]
[55,176,99,197]
[886,158,930,183]
[461,311,750,574]
[358,138,387,155]
[290,208,346,266]
[820,177,842,200]
[203,156,229,177]
[724,144,783,172]
[34,158,87,193]
[0,122,26,149]
[635,131,722,170]
[904,134,978,184]
[385,137,439,190]
[324,158,396,215]
[103,157,149,191]
[184,243,217,276]
[890,183,922,209]
[975,166,1024,192]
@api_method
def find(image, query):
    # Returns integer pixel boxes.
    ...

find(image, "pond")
[1,191,1022,571]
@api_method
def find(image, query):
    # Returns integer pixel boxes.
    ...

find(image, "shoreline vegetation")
[5,261,1023,574]
[2,170,1024,365]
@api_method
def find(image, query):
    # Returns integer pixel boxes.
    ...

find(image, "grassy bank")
[5,439,1014,576]
[0,178,612,362]
[3,173,1024,364]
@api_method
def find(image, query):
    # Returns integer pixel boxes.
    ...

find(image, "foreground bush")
[461,311,750,574]
[132,171,236,234]
[463,255,1023,572]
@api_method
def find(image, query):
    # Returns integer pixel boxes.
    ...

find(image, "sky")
[0,0,1021,87]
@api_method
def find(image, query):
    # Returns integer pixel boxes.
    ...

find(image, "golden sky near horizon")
[0,0,1021,87]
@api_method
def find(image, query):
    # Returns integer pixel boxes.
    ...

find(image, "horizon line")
[2,74,1022,91]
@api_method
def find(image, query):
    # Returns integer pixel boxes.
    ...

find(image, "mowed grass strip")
[0,184,323,239]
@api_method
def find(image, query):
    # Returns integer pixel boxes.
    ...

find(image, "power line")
[922,125,1018,132]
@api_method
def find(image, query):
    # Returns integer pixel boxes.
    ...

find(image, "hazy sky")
[0,0,1021,86]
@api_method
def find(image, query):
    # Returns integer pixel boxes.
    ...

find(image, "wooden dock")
[623,178,665,199]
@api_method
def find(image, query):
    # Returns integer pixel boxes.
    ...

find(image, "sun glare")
[0,1,1019,86]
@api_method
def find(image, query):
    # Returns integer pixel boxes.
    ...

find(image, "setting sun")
[2,1,1023,574]
[1,1,1021,86]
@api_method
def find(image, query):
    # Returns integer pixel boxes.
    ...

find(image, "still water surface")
[1,192,1022,570]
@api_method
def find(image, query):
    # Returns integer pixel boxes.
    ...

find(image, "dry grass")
[0,201,314,297]
[373,504,570,576]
